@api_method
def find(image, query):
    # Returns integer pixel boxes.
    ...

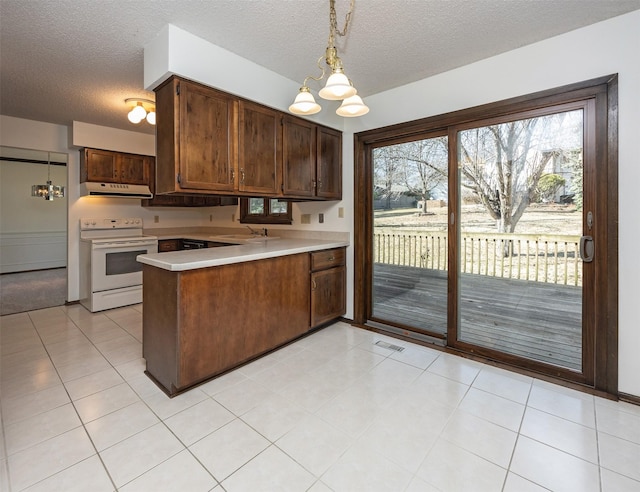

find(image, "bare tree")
[373,145,405,209]
[373,138,448,212]
[459,112,580,235]
[401,138,448,214]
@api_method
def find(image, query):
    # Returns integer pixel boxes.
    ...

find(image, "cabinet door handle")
[240,169,245,183]
[231,169,235,182]
[312,279,317,290]
[328,256,335,261]
[318,180,322,190]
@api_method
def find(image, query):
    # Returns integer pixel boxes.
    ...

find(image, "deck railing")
[373,231,582,286]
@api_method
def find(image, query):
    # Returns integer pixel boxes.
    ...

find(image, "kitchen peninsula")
[137,237,348,396]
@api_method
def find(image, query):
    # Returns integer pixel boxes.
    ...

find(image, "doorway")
[355,76,618,394]
[0,146,68,315]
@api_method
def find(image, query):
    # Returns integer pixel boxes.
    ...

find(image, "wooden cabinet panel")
[81,148,150,185]
[317,126,342,199]
[282,115,316,197]
[179,81,237,191]
[177,265,247,388]
[281,122,342,200]
[311,248,346,271]
[310,247,346,328]
[143,253,311,395]
[238,100,280,195]
[120,154,149,185]
[311,266,346,328]
[81,149,119,183]
[154,75,341,201]
[155,77,237,194]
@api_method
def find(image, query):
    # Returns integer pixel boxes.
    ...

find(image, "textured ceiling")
[1,0,638,136]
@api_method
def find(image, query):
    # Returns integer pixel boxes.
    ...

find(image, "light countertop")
[137,237,349,271]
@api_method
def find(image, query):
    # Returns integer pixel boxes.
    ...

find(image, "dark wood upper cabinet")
[238,100,281,195]
[282,118,342,200]
[156,77,237,194]
[282,115,316,198]
[316,126,342,200]
[81,148,150,185]
[154,75,342,201]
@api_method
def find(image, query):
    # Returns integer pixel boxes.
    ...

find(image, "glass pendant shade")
[146,110,156,125]
[319,70,357,100]
[32,181,65,200]
[288,0,366,117]
[336,94,370,117]
[289,87,322,115]
[128,103,147,124]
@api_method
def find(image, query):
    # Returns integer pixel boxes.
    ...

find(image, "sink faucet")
[245,225,268,237]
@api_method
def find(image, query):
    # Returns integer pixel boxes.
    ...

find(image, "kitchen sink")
[211,234,253,240]
[209,234,279,243]
[245,236,280,242]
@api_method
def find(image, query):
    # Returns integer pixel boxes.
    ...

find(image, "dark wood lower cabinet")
[310,248,346,328]
[142,253,311,396]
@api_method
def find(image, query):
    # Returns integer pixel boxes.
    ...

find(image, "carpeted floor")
[0,267,67,316]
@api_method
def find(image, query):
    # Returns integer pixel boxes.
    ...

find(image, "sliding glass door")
[371,134,448,338]
[355,76,617,391]
[454,105,590,374]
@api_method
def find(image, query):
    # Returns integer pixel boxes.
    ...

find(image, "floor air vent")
[375,340,405,352]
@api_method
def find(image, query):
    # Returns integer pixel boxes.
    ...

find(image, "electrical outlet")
[154,215,159,223]
[301,214,311,224]
[319,213,324,223]
[338,207,344,218]
[209,214,213,222]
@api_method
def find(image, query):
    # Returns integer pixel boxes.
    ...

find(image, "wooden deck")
[372,263,582,371]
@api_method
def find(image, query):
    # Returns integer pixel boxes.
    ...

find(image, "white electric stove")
[79,217,157,312]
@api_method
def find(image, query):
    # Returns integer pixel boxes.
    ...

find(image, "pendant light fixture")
[31,152,65,201]
[125,98,156,125]
[289,0,369,117]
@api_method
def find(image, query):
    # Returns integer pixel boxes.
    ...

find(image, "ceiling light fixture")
[289,0,369,118]
[125,98,156,125]
[31,152,65,201]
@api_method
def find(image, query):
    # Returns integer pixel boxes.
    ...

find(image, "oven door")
[91,239,157,292]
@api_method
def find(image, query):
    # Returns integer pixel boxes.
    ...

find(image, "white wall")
[0,158,67,272]
[344,11,640,397]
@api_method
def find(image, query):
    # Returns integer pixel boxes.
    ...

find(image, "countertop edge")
[137,239,349,271]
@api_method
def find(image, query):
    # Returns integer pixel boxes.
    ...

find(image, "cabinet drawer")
[311,248,345,271]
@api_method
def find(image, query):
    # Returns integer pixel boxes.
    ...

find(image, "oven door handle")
[92,240,157,250]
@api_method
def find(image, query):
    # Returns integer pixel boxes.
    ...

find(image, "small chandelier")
[31,152,65,201]
[125,98,156,125]
[289,0,369,118]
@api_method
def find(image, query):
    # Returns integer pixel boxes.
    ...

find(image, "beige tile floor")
[1,304,640,491]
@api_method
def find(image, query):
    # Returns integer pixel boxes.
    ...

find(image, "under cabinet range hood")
[80,182,153,199]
